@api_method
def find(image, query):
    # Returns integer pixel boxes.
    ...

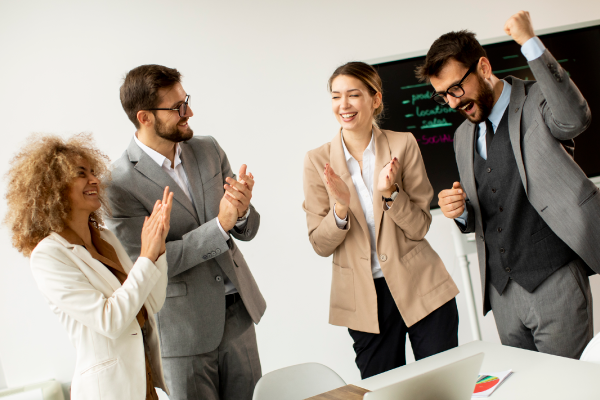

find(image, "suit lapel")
[180,142,206,224]
[330,129,369,238]
[50,232,122,292]
[506,77,529,194]
[456,123,483,229]
[372,127,390,241]
[127,138,199,223]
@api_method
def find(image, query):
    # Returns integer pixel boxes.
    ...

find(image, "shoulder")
[304,142,331,169]
[30,235,72,268]
[380,129,419,153]
[109,151,136,189]
[183,135,220,152]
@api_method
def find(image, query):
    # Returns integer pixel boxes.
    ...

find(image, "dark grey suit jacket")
[106,136,266,357]
[454,49,600,315]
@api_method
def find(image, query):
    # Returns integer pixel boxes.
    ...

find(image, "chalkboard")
[374,24,600,209]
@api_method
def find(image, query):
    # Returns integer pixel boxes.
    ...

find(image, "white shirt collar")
[487,80,512,129]
[341,130,375,161]
[134,133,182,169]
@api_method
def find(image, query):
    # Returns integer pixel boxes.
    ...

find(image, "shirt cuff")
[521,36,545,62]
[216,217,231,240]
[454,208,468,227]
[333,204,348,229]
[235,207,251,229]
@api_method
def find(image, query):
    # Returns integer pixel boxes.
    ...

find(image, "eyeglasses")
[146,95,191,117]
[430,63,477,106]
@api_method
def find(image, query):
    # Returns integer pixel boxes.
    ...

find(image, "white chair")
[252,362,346,400]
[580,332,600,364]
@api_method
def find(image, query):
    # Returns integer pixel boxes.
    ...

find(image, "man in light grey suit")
[106,64,266,400]
[419,11,599,358]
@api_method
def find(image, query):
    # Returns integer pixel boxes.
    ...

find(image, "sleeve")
[143,251,168,314]
[527,42,592,140]
[381,134,433,240]
[30,245,162,340]
[455,201,475,233]
[302,152,350,257]
[521,36,545,61]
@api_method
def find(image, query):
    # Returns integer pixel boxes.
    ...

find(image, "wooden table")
[306,384,369,400]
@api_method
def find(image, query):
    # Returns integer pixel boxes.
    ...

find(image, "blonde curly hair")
[5,133,111,257]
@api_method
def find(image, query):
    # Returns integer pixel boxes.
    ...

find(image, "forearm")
[527,40,591,139]
[165,218,230,278]
[384,190,432,240]
[304,206,350,257]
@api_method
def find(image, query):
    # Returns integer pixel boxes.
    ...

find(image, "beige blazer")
[303,126,459,333]
[30,229,168,400]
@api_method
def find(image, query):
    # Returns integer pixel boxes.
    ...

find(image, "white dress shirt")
[455,36,545,226]
[333,132,384,279]
[134,134,247,294]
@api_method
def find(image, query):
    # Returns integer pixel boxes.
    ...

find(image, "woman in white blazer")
[5,134,174,400]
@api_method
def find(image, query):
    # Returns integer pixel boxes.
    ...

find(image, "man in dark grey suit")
[106,64,266,399]
[419,11,599,358]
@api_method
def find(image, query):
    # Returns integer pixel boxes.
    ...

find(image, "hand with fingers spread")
[377,157,400,198]
[438,182,468,219]
[223,164,254,219]
[504,10,535,45]
[323,163,351,220]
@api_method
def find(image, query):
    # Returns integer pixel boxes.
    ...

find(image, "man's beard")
[457,75,495,124]
[155,116,193,143]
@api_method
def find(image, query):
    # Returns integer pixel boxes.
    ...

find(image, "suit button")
[480,235,484,242]
[202,255,207,260]
[487,168,492,173]
[216,249,221,254]
[505,267,511,272]
[215,275,222,282]
[497,227,502,233]
[211,251,216,257]
[491,188,496,193]
[380,254,387,262]
[500,248,505,254]
[248,229,252,235]
[499,207,503,212]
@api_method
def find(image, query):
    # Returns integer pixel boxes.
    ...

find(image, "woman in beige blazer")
[303,62,459,379]
[5,134,174,400]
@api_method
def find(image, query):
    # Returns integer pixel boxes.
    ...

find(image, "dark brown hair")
[415,30,487,83]
[120,64,182,128]
[328,61,384,125]
[5,133,111,257]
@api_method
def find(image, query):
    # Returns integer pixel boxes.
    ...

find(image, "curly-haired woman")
[5,133,174,400]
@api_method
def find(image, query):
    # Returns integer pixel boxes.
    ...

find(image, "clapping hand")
[323,163,350,219]
[140,186,174,261]
[377,157,399,198]
[219,165,254,231]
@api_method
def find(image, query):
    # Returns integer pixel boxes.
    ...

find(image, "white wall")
[1,0,599,397]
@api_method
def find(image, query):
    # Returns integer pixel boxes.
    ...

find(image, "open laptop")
[363,353,484,400]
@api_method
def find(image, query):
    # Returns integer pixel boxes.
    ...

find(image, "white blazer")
[30,229,169,400]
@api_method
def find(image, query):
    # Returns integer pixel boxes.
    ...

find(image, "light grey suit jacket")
[454,49,600,315]
[106,135,266,357]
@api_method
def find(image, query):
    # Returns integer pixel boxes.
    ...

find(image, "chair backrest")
[580,333,600,364]
[252,362,346,400]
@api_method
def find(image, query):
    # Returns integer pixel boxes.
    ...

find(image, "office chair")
[252,362,346,400]
[580,333,600,365]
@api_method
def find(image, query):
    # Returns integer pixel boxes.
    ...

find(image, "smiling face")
[153,82,194,142]
[430,58,494,124]
[68,157,102,217]
[331,74,381,134]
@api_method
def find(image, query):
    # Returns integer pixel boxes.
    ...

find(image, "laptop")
[363,353,484,400]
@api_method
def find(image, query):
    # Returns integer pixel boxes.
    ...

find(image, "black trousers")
[348,277,459,379]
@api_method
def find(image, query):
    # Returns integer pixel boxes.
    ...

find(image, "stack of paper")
[472,370,513,398]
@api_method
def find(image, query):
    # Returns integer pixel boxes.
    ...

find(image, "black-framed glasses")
[430,63,477,106]
[146,95,190,117]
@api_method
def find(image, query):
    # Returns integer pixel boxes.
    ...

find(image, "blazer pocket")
[166,282,187,298]
[523,120,539,143]
[203,172,223,190]
[80,358,117,376]
[401,241,449,297]
[531,226,553,244]
[579,187,599,207]
[330,263,356,312]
